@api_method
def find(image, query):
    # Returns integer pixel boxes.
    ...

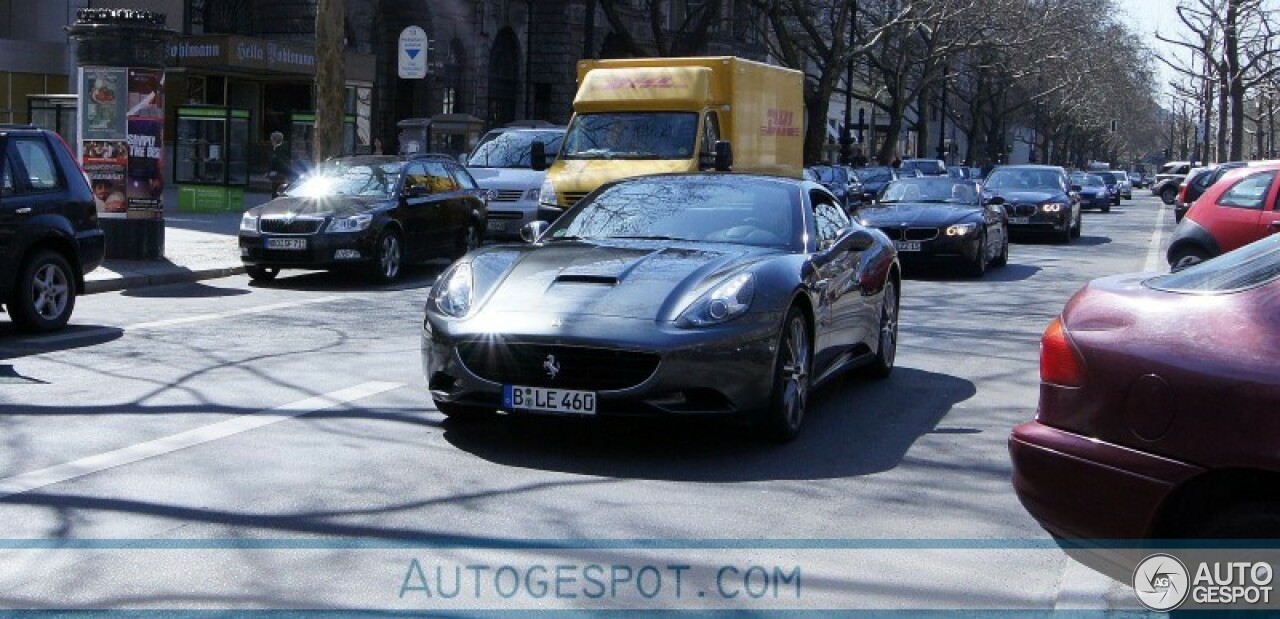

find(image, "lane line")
[0,381,403,500]
[4,295,346,347]
[1142,201,1168,273]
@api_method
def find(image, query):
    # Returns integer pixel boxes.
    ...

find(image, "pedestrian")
[268,131,291,198]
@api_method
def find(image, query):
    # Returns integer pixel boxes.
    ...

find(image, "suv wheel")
[11,250,76,333]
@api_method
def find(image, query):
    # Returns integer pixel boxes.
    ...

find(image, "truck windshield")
[561,112,699,160]
[467,130,564,168]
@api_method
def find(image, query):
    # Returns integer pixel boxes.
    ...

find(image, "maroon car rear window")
[1146,235,1280,293]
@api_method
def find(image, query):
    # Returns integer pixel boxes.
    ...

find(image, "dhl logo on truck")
[761,109,802,137]
[599,75,679,90]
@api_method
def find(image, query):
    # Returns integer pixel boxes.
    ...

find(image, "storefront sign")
[169,35,316,75]
[80,67,128,140]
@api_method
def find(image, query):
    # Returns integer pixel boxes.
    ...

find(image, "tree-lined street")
[0,195,1174,607]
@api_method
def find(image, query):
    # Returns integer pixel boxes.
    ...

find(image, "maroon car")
[1009,233,1280,539]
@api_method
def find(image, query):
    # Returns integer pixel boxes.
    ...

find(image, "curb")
[84,265,246,295]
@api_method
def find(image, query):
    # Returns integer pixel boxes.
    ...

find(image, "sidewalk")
[84,188,273,294]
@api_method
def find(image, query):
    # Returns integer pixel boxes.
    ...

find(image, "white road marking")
[4,295,345,347]
[1142,202,1168,273]
[1053,555,1123,610]
[0,381,403,499]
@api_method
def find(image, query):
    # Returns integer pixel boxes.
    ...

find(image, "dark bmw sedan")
[422,173,902,441]
[1068,172,1112,212]
[1010,234,1280,540]
[856,177,1008,276]
[981,165,1081,243]
[239,155,487,282]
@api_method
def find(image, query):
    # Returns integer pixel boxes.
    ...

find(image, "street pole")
[936,62,948,163]
[840,1,857,165]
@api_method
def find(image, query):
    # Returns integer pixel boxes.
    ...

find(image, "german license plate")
[265,237,306,250]
[894,241,921,252]
[503,385,597,415]
[1009,217,1030,225]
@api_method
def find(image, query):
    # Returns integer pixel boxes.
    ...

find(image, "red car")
[1010,233,1280,539]
[1167,161,1280,269]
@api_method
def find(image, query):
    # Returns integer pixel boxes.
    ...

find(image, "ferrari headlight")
[434,262,474,318]
[945,223,979,236]
[326,213,373,233]
[1040,203,1065,213]
[677,272,755,327]
[239,212,259,234]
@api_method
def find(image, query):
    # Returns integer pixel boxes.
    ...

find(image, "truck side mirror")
[714,141,733,172]
[530,140,547,172]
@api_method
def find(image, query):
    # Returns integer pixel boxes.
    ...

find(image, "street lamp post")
[840,2,858,165]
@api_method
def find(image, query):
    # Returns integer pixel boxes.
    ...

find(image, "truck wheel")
[11,250,76,333]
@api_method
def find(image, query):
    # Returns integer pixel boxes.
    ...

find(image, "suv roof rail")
[406,153,461,162]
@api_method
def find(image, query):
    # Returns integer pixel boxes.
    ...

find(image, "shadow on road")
[0,325,124,361]
[122,282,251,299]
[441,367,976,482]
[247,264,443,293]
[904,263,1041,283]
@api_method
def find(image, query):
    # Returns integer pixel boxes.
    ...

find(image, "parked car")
[1068,172,1112,212]
[421,173,901,442]
[464,126,565,241]
[1,125,104,332]
[805,164,855,209]
[899,158,948,176]
[1152,161,1192,205]
[1166,161,1280,270]
[856,176,1008,276]
[239,155,487,283]
[1010,233,1280,540]
[1096,171,1123,205]
[980,164,1082,243]
[1174,165,1220,223]
[853,166,916,201]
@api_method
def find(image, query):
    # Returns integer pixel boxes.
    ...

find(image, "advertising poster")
[126,68,166,218]
[82,140,129,216]
[79,67,128,141]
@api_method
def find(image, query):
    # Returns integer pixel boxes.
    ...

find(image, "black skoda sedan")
[239,155,487,282]
[855,177,1008,277]
[980,164,1081,244]
[421,173,902,441]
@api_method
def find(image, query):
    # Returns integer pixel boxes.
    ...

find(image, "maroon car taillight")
[1040,317,1085,387]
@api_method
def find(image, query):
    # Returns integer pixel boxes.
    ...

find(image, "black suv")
[239,155,488,283]
[1,126,104,332]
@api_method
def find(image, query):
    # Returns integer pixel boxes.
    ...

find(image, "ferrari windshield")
[546,176,802,249]
[561,112,699,160]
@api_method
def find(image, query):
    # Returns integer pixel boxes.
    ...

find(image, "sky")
[1118,0,1197,98]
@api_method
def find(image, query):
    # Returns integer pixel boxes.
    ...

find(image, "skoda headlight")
[538,177,559,207]
[945,222,979,236]
[326,213,373,233]
[239,211,259,234]
[1040,202,1065,213]
[677,272,755,327]
[434,262,474,318]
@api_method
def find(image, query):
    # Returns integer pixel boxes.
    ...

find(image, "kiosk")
[174,105,250,212]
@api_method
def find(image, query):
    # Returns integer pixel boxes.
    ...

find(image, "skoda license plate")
[265,237,306,250]
[503,385,597,415]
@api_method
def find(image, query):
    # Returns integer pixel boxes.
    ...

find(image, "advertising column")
[68,9,174,260]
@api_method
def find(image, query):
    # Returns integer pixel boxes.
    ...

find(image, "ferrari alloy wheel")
[867,279,898,379]
[761,307,811,442]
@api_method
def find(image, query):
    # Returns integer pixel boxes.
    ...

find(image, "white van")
[464,126,566,240]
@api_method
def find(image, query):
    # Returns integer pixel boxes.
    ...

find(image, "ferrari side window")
[811,191,847,250]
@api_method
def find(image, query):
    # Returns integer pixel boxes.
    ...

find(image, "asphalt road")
[0,193,1177,611]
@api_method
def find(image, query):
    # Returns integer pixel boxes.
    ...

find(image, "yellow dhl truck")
[536,57,804,210]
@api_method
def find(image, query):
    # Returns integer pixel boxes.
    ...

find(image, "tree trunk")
[1217,70,1229,161]
[878,102,905,164]
[1225,0,1246,160]
[315,0,346,163]
[915,88,930,159]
